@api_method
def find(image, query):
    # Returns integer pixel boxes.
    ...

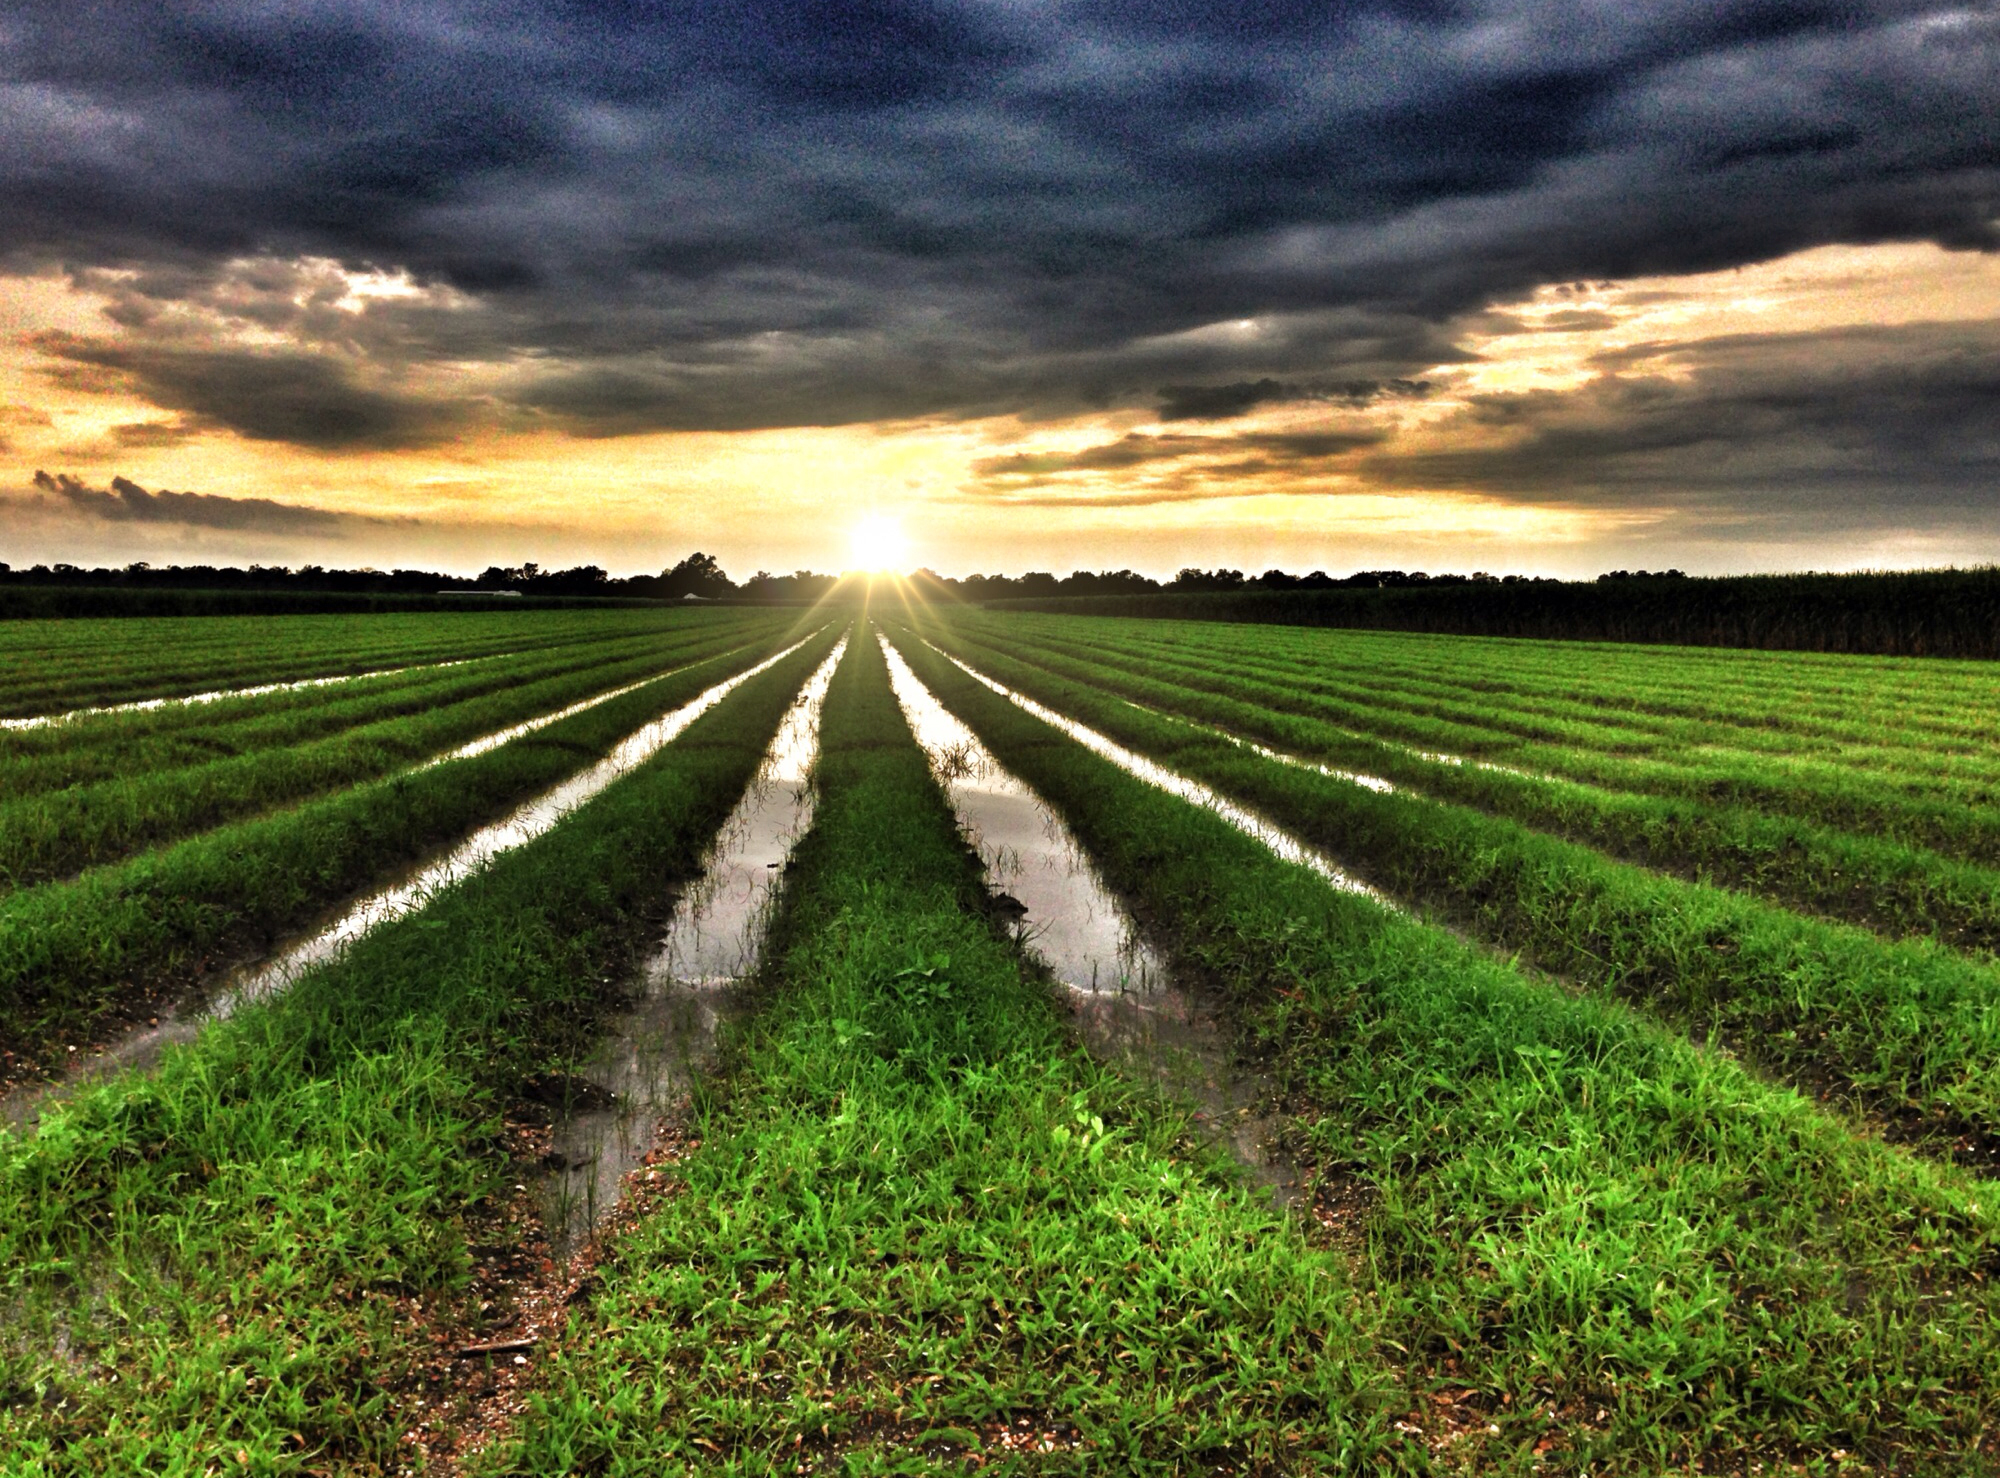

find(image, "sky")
[0,0,1996,580]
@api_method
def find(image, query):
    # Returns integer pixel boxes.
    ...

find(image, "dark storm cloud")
[33,336,467,450]
[1359,323,2000,508]
[30,470,398,533]
[106,420,196,450]
[0,0,1994,445]
[1156,381,1297,422]
[974,428,1385,481]
[1155,377,1432,420]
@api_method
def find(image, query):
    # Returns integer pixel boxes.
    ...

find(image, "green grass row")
[989,612,2000,805]
[966,616,2000,955]
[485,624,1405,1475]
[0,617,781,891]
[0,608,692,717]
[995,612,2000,765]
[0,624,816,1069]
[0,618,773,792]
[886,626,2000,1475]
[0,627,842,1474]
[916,619,2000,1169]
[1084,610,2000,734]
[968,612,2000,871]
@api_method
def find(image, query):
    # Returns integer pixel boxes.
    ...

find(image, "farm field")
[4,603,2000,1475]
[0,608,709,720]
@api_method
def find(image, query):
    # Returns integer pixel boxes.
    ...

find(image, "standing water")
[878,632,1307,1211]
[0,633,826,1132]
[0,655,496,730]
[216,632,821,1012]
[537,637,848,1253]
[920,638,1390,907]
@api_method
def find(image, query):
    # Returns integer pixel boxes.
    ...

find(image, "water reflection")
[879,631,1305,1211]
[0,656,480,730]
[922,638,1391,907]
[416,670,663,770]
[216,634,820,1013]
[538,637,846,1254]
[0,633,826,1133]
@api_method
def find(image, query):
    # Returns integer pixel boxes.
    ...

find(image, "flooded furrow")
[416,668,674,770]
[1113,692,1404,796]
[918,641,1605,1010]
[1,633,824,1132]
[880,633,1307,1211]
[537,637,847,1254]
[0,655,488,731]
[920,639,1393,909]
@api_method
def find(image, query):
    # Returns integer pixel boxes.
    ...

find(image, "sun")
[849,513,910,575]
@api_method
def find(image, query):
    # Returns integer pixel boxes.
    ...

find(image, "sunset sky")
[1,2,1996,579]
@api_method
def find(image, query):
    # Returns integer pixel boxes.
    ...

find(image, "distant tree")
[1170,567,1246,593]
[659,552,736,600]
[1057,568,1161,597]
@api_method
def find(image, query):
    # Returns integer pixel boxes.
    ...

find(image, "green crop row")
[0,617,781,891]
[968,612,2000,870]
[0,624,818,1069]
[0,619,771,792]
[915,619,2000,1170]
[0,608,691,717]
[964,616,2000,955]
[486,623,1405,1474]
[1010,613,2000,782]
[1000,611,2000,757]
[988,612,2000,809]
[0,628,840,1473]
[885,625,2000,1474]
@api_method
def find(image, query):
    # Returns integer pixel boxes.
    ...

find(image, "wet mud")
[880,633,1307,1211]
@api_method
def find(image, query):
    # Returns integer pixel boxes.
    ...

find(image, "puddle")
[416,671,668,770]
[0,655,485,731]
[216,633,821,1013]
[883,636,1162,993]
[918,639,1393,909]
[1111,692,1405,797]
[880,632,1306,1211]
[1,633,826,1134]
[537,637,847,1254]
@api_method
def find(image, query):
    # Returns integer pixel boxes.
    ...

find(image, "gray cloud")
[1156,377,1432,421]
[33,337,467,450]
[975,427,1385,482]
[0,0,1990,490]
[1358,324,2000,510]
[106,419,196,449]
[31,469,401,533]
[1155,380,1295,421]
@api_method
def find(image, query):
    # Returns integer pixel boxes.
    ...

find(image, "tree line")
[0,551,1692,603]
[0,552,837,603]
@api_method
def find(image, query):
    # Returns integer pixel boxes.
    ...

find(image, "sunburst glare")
[850,513,909,575]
